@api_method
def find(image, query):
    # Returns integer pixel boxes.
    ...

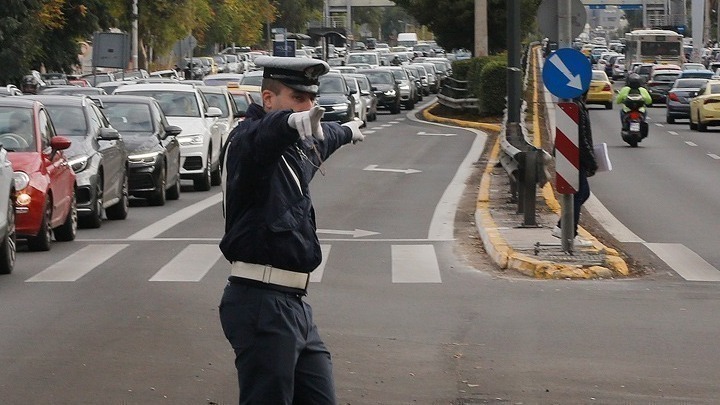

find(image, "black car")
[317,73,356,123]
[357,69,401,114]
[23,95,129,228]
[646,71,681,104]
[95,95,182,205]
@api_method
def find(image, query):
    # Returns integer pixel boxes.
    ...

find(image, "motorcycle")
[621,93,649,147]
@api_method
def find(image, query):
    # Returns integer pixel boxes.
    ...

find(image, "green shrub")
[479,60,508,116]
[451,59,473,80]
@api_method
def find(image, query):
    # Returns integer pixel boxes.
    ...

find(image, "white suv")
[114,83,223,191]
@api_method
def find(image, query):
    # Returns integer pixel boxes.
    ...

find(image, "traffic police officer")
[219,55,364,404]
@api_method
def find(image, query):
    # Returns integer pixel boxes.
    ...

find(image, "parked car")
[586,70,614,109]
[38,86,107,96]
[113,84,223,191]
[689,79,720,131]
[646,70,681,104]
[317,72,356,124]
[345,73,378,122]
[95,95,182,205]
[25,95,129,228]
[202,73,244,87]
[342,75,367,127]
[387,66,416,109]
[0,143,15,273]
[0,98,76,251]
[357,69,401,114]
[197,85,241,146]
[666,78,709,123]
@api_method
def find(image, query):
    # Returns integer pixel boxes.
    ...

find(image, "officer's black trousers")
[219,282,336,405]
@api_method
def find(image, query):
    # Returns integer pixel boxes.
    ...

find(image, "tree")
[390,0,541,53]
[0,0,44,84]
[204,0,276,48]
[272,0,323,33]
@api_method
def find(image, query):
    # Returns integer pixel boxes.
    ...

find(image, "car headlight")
[384,90,396,96]
[68,155,90,173]
[332,103,349,111]
[178,135,204,146]
[128,151,160,164]
[13,171,29,191]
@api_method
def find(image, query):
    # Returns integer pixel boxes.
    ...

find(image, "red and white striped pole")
[555,102,579,194]
[555,101,579,252]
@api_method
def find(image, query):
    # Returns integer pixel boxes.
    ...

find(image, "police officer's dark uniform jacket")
[221,104,352,286]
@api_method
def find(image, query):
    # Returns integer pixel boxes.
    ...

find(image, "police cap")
[254,55,330,95]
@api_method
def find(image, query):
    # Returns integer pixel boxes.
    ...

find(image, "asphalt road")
[2,96,720,404]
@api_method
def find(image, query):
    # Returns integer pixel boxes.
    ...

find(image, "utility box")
[92,32,131,69]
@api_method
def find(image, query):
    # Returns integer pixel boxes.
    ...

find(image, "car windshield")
[231,94,250,112]
[354,77,370,92]
[45,105,87,136]
[653,73,680,82]
[391,70,406,80]
[674,79,708,88]
[319,76,346,93]
[347,54,378,65]
[118,91,201,117]
[345,78,358,92]
[592,72,607,81]
[101,102,154,132]
[363,71,394,84]
[203,93,229,117]
[711,84,720,94]
[240,74,263,86]
[0,107,36,151]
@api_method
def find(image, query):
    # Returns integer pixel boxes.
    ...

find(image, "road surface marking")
[388,121,400,124]
[585,194,645,243]
[26,244,128,282]
[392,245,441,283]
[685,141,698,147]
[149,244,222,281]
[655,123,664,127]
[363,130,376,134]
[645,243,720,282]
[363,165,421,174]
[708,153,720,160]
[317,228,379,237]
[668,131,678,136]
[127,193,222,240]
[309,245,331,283]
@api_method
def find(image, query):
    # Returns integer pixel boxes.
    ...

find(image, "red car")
[0,98,77,251]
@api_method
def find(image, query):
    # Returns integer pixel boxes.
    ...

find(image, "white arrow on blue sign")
[542,48,592,99]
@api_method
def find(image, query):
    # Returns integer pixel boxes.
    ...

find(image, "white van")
[397,32,418,49]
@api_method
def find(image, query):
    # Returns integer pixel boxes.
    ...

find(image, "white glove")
[341,120,365,144]
[288,106,325,141]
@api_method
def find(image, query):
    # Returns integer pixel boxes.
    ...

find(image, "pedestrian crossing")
[22,242,445,284]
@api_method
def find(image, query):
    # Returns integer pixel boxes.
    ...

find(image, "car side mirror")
[98,127,120,141]
[206,106,222,118]
[349,89,357,94]
[234,111,246,118]
[165,125,182,137]
[360,90,370,96]
[371,86,378,91]
[50,136,72,151]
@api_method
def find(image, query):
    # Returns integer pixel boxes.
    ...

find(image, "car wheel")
[166,167,181,201]
[28,198,52,252]
[0,193,16,274]
[106,174,129,220]
[148,165,167,206]
[211,164,222,186]
[53,193,77,242]
[80,182,102,229]
[193,160,212,191]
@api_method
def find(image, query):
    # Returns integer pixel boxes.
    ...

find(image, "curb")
[423,81,629,279]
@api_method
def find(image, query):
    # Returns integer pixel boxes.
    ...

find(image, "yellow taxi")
[586,69,614,109]
[689,79,720,131]
[226,82,261,114]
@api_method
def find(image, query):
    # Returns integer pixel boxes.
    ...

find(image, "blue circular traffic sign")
[542,48,592,99]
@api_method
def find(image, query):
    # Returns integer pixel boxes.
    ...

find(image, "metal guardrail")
[437,77,478,111]
[498,42,548,227]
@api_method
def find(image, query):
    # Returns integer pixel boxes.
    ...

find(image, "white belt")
[231,262,309,290]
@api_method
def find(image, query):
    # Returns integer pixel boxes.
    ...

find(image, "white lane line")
[363,130,376,134]
[708,154,720,160]
[388,121,400,124]
[645,243,720,282]
[380,124,392,128]
[309,244,331,283]
[392,245,442,283]
[127,193,222,240]
[149,244,222,281]
[655,123,664,127]
[26,244,128,282]
[685,141,698,147]
[585,194,645,243]
[668,131,678,136]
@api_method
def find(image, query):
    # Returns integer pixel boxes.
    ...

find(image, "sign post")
[541,0,591,253]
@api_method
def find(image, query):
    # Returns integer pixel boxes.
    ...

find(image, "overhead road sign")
[542,48,591,99]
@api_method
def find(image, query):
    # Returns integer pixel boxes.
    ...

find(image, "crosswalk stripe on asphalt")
[149,244,223,282]
[26,244,129,282]
[391,244,442,283]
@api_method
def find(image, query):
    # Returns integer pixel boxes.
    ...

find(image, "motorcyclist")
[615,73,652,130]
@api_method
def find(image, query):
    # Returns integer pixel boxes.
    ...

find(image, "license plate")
[630,122,640,132]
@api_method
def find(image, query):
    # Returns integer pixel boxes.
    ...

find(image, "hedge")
[479,60,508,116]
[450,54,507,116]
